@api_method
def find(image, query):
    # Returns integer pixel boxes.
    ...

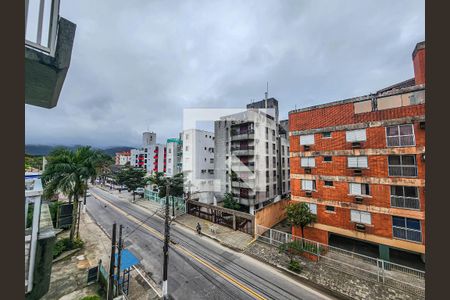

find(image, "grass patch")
[288,260,302,273]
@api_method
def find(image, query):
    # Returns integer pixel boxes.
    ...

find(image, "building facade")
[130,132,166,174]
[288,41,425,262]
[166,137,183,177]
[182,129,215,203]
[115,151,131,165]
[214,98,290,214]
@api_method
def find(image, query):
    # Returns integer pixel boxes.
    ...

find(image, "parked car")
[86,191,91,197]
[135,187,145,195]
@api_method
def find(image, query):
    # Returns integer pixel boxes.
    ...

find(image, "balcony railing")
[393,227,422,243]
[391,196,420,210]
[388,165,418,177]
[25,0,60,56]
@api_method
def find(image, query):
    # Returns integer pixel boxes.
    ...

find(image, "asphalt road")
[86,186,338,300]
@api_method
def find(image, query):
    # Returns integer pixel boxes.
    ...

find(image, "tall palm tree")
[42,146,106,241]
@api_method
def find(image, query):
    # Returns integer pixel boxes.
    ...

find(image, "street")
[86,186,338,300]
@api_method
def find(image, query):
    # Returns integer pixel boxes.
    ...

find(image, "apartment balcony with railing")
[25,0,76,108]
[231,145,255,156]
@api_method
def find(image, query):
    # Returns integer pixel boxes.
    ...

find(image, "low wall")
[255,199,290,229]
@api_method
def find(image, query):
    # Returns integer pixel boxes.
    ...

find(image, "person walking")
[196,222,202,235]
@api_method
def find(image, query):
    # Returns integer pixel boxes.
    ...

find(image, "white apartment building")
[166,137,183,177]
[214,98,290,214]
[115,151,131,165]
[130,132,166,174]
[182,129,215,203]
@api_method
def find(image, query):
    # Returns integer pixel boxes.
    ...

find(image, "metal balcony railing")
[25,0,60,56]
[390,196,420,210]
[388,165,418,177]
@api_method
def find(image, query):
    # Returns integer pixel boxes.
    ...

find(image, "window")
[185,134,189,140]
[168,158,171,163]
[201,169,206,174]
[272,143,276,152]
[302,180,316,191]
[210,158,214,163]
[388,155,417,177]
[300,134,315,145]
[185,146,189,151]
[204,158,207,162]
[391,186,420,210]
[322,132,331,138]
[273,184,277,193]
[325,205,335,212]
[349,183,370,195]
[204,147,207,150]
[266,170,270,180]
[324,181,333,187]
[301,157,316,167]
[273,170,276,177]
[323,156,332,162]
[351,210,371,224]
[305,203,317,214]
[392,216,422,242]
[266,142,269,154]
[346,129,366,142]
[168,149,171,154]
[266,156,269,168]
[347,156,368,168]
[386,124,415,147]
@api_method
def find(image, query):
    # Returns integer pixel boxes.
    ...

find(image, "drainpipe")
[27,195,42,293]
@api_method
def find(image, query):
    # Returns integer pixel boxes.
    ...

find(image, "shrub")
[288,260,302,273]
[80,295,101,300]
[52,237,84,259]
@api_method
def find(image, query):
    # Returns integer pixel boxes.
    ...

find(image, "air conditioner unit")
[304,167,311,174]
[303,145,310,151]
[352,142,362,149]
[354,196,364,204]
[353,169,362,176]
[419,121,425,129]
[355,223,366,232]
[305,191,312,197]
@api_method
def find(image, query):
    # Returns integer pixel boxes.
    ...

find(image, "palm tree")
[42,146,106,241]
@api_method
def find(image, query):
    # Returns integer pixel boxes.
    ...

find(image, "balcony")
[25,0,76,108]
[231,163,255,172]
[231,131,255,141]
[231,146,255,156]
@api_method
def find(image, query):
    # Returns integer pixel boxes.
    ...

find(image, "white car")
[135,188,145,194]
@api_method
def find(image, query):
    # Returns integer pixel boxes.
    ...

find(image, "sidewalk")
[134,198,255,251]
[43,210,160,300]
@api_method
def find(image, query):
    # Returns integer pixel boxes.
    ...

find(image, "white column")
[27,195,42,293]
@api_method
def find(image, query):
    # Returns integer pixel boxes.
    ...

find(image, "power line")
[122,206,162,239]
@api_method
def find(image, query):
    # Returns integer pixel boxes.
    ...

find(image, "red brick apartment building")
[288,41,425,264]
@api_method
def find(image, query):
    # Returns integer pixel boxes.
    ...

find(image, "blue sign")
[114,249,139,272]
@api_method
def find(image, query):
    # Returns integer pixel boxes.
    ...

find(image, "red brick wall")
[292,225,328,244]
[413,48,425,85]
[290,122,425,152]
[289,103,425,132]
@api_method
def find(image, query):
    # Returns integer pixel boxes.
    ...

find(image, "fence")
[255,225,425,296]
[144,189,186,216]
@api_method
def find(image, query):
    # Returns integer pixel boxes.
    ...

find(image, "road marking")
[132,266,163,298]
[91,190,267,300]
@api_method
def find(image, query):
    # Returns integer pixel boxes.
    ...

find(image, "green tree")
[147,172,184,198]
[286,202,317,246]
[116,167,147,201]
[223,192,240,210]
[42,146,105,241]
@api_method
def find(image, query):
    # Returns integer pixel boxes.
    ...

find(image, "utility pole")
[76,198,81,239]
[162,183,170,299]
[172,193,175,217]
[83,178,88,213]
[108,223,117,300]
[116,224,123,296]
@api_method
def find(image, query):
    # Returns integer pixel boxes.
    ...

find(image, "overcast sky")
[25,0,424,148]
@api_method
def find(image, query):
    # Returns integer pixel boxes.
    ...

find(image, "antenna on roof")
[265,82,269,109]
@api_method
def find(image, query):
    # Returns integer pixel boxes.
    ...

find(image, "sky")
[25,0,425,148]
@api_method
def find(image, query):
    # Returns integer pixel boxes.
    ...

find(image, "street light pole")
[83,178,88,213]
[162,183,170,299]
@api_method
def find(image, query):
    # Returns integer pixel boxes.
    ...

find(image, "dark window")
[390,186,419,209]
[323,156,332,162]
[392,216,422,242]
[388,155,417,177]
[325,206,335,212]
[324,181,333,186]
[322,132,331,138]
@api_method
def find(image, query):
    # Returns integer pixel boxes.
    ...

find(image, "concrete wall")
[255,199,290,229]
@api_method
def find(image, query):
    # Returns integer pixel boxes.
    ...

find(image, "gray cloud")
[25,0,424,147]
